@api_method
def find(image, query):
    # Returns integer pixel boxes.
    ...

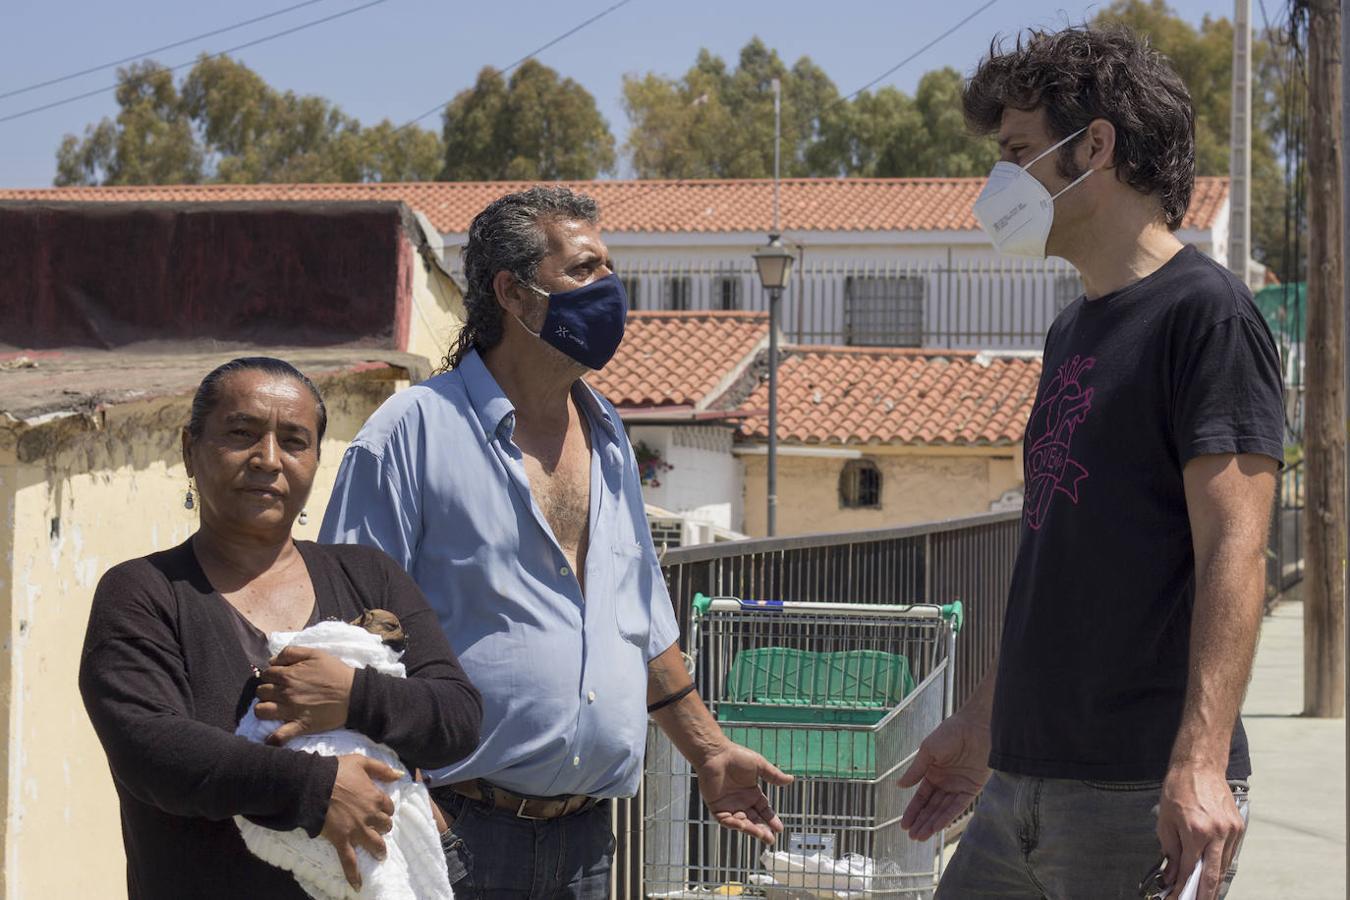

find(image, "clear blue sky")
[0,0,1237,187]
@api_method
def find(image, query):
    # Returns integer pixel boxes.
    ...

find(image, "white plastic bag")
[757,849,874,898]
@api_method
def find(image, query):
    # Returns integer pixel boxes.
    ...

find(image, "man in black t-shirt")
[897,26,1283,900]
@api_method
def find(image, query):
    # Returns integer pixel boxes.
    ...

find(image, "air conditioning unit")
[646,505,746,552]
[649,515,684,552]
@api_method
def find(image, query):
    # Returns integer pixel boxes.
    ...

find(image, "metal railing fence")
[1268,457,1305,597]
[610,510,1022,898]
[456,255,1084,350]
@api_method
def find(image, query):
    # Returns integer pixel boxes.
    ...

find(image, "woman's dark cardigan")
[79,539,482,900]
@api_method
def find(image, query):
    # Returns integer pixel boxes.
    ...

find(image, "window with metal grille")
[844,276,924,346]
[839,459,882,509]
[714,275,742,311]
[666,276,692,311]
[1054,273,1084,310]
[619,275,642,310]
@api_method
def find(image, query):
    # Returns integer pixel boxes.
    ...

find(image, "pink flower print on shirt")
[1024,354,1096,530]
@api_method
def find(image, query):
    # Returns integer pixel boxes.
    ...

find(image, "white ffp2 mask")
[973,127,1093,259]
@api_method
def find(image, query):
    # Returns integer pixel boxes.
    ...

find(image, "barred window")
[844,276,924,347]
[666,276,692,311]
[619,275,642,310]
[839,459,882,509]
[714,275,742,311]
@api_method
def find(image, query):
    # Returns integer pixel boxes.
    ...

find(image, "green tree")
[910,68,999,177]
[624,43,992,179]
[56,61,202,185]
[817,69,997,177]
[54,55,443,186]
[623,38,842,179]
[439,60,616,181]
[1093,0,1298,279]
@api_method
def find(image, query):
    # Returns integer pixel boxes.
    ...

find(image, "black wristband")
[646,683,696,714]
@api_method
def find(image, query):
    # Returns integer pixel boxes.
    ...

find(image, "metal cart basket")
[643,594,961,899]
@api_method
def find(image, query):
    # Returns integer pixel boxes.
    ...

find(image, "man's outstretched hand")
[696,742,794,845]
[898,711,992,841]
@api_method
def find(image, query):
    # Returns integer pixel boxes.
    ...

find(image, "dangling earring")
[184,479,195,510]
[298,509,309,526]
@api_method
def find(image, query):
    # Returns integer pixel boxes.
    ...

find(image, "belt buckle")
[516,797,549,820]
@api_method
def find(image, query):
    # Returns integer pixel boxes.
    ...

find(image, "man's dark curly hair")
[440,186,600,372]
[962,24,1196,230]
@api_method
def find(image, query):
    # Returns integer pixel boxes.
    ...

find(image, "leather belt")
[445,780,600,821]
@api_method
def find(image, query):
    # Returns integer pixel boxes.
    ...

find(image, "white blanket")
[234,620,453,900]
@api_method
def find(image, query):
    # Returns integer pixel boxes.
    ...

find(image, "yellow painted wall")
[0,373,399,900]
[406,256,466,371]
[740,446,1024,538]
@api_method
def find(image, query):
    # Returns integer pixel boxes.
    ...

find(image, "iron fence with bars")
[450,256,1083,350]
[1269,457,1305,597]
[610,495,1306,897]
[606,256,1085,350]
[609,510,1022,899]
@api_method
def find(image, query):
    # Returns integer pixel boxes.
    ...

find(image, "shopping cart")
[642,594,962,899]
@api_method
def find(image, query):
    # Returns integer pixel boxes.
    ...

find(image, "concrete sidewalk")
[1229,598,1346,898]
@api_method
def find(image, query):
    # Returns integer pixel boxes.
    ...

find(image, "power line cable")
[0,0,330,102]
[833,0,1000,107]
[0,0,386,125]
[393,0,637,132]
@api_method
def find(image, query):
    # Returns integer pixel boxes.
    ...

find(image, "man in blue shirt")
[321,186,791,898]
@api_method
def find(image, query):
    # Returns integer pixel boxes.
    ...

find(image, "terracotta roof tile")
[737,346,1042,446]
[588,310,768,409]
[0,177,1228,234]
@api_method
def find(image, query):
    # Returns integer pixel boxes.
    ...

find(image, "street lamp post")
[753,234,794,536]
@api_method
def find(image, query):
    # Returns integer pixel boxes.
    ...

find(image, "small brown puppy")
[349,609,407,652]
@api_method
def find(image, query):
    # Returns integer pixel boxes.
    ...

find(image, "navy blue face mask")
[521,272,629,371]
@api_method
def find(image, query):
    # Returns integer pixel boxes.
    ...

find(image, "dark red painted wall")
[0,202,416,350]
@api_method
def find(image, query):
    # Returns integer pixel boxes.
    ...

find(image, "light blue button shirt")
[319,350,680,798]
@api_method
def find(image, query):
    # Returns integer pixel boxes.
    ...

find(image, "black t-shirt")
[988,246,1284,782]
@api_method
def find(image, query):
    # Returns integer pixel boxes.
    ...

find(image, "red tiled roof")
[0,177,1229,234]
[737,346,1043,446]
[589,310,768,409]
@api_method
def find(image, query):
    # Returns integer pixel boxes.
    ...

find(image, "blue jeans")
[438,791,614,899]
[937,771,1250,899]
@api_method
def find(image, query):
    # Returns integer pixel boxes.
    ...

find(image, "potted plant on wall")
[634,441,674,488]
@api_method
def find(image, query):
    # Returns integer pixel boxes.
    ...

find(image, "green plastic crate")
[722,725,878,780]
[716,648,916,779]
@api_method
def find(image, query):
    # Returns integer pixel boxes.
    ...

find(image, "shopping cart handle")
[692,593,784,617]
[692,592,713,617]
[940,600,965,633]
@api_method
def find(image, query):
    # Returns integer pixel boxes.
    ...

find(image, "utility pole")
[1304,0,1346,718]
[1229,0,1253,283]
[1340,0,1349,853]
[768,76,782,538]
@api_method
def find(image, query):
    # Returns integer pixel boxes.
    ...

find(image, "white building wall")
[628,425,741,532]
[447,223,1223,352]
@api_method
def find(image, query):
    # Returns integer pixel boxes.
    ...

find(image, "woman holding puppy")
[79,357,482,899]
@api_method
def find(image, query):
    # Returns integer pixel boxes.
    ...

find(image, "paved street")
[1230,596,1345,898]
[941,595,1347,897]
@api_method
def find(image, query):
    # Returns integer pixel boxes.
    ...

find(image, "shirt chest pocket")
[611,543,656,648]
